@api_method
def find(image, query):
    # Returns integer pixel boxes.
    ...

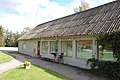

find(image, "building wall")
[40,36,97,69]
[63,57,91,69]
[18,36,97,69]
[18,40,38,56]
[61,38,95,69]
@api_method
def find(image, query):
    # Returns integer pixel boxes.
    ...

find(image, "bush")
[88,59,120,80]
[97,30,120,63]
[87,58,99,70]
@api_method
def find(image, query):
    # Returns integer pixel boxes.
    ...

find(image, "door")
[37,41,40,56]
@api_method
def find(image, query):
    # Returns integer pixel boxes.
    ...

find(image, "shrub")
[88,59,120,80]
[97,30,120,64]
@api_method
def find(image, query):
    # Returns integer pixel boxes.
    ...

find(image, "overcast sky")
[0,0,115,32]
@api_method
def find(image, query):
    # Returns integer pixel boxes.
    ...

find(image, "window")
[99,45,115,60]
[51,41,58,53]
[63,41,72,57]
[77,40,93,59]
[42,41,48,53]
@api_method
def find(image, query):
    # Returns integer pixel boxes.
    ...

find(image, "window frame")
[99,45,115,61]
[62,41,73,57]
[42,41,48,54]
[50,41,58,53]
[76,40,93,59]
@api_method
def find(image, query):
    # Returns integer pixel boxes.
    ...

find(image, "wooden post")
[93,40,98,59]
[40,40,42,54]
[48,41,50,54]
[58,40,61,55]
[72,40,76,59]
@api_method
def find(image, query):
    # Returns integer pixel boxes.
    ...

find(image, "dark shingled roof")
[18,1,120,40]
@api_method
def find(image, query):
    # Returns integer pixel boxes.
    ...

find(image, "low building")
[18,1,120,69]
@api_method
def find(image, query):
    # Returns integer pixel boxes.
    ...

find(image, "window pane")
[51,41,58,53]
[77,40,93,59]
[42,41,48,53]
[99,45,115,60]
[63,41,72,57]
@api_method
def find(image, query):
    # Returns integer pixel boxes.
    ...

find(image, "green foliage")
[0,26,4,46]
[87,58,99,70]
[0,26,31,47]
[74,0,90,13]
[88,31,120,80]
[21,27,32,35]
[97,30,120,63]
[88,59,120,80]
[4,27,32,47]
[97,61,120,79]
[79,0,89,11]
[4,30,21,47]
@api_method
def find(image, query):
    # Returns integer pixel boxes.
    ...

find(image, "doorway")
[37,41,40,56]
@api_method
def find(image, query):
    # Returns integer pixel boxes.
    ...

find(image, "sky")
[0,0,115,32]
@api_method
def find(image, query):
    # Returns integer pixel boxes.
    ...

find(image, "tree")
[4,30,13,47]
[3,27,31,47]
[74,0,90,13]
[79,0,89,11]
[14,31,21,47]
[0,25,4,46]
[98,31,120,63]
[21,27,32,35]
[4,30,21,47]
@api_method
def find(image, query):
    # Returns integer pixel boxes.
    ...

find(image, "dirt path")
[0,59,23,74]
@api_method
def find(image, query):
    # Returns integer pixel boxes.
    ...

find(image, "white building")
[18,1,120,69]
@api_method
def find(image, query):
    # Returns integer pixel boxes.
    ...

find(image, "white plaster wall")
[41,53,53,59]
[18,41,23,53]
[63,57,91,69]
[18,40,36,56]
[19,36,96,69]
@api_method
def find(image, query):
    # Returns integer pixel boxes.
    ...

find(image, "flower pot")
[24,61,31,69]
[25,65,31,69]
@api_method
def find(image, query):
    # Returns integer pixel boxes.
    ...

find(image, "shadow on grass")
[18,66,25,69]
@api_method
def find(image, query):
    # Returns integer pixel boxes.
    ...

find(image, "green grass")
[0,52,13,64]
[0,65,70,80]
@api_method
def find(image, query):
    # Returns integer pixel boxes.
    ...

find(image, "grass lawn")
[0,52,13,64]
[0,65,70,80]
